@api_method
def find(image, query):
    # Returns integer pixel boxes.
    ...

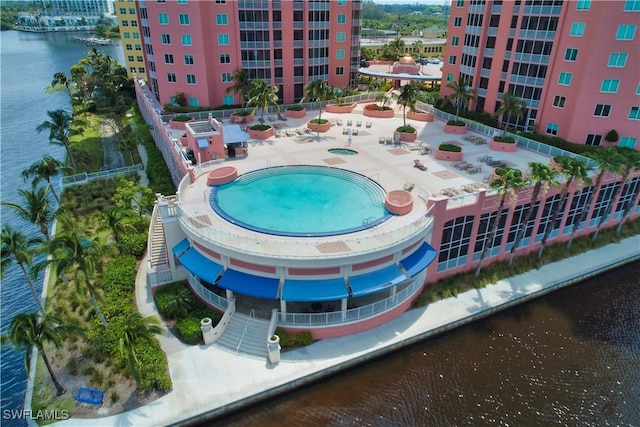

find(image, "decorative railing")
[60,164,142,187]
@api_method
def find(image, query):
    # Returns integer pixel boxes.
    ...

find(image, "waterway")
[1,30,639,427]
[0,30,124,425]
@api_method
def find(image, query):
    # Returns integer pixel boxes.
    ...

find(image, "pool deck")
[50,234,640,426]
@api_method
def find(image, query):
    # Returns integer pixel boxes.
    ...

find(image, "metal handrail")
[236,309,255,355]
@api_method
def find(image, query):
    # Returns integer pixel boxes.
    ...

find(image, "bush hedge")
[119,232,148,258]
[309,118,329,124]
[250,124,271,131]
[274,328,314,348]
[286,105,304,111]
[439,143,462,152]
[396,125,416,133]
[494,135,515,143]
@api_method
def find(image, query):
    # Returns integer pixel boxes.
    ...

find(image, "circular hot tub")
[328,148,358,155]
[385,190,413,215]
[207,166,238,186]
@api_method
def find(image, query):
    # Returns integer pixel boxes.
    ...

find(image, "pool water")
[328,148,358,155]
[210,166,389,236]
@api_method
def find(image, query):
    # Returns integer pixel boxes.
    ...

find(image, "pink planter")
[363,105,395,118]
[169,118,195,130]
[385,190,413,215]
[435,148,463,161]
[490,138,517,152]
[307,121,331,133]
[207,166,238,186]
[444,123,468,134]
[407,110,434,122]
[395,130,418,142]
[284,108,306,119]
[325,103,356,114]
[248,126,274,140]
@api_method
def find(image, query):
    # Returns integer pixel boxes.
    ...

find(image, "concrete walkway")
[54,235,640,426]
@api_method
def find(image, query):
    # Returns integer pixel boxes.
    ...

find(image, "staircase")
[149,214,169,269]
[215,313,271,359]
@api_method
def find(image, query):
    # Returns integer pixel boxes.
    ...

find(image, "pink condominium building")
[441,0,640,150]
[137,0,362,107]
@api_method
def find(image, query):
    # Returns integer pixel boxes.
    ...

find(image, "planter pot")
[230,113,254,124]
[169,118,195,130]
[267,335,281,364]
[307,120,331,133]
[363,104,395,118]
[325,103,357,114]
[407,110,434,122]
[444,123,468,134]
[394,130,418,142]
[385,190,413,215]
[435,148,463,161]
[248,126,274,140]
[284,108,306,119]
[490,137,517,152]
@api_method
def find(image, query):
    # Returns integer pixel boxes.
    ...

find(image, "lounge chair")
[356,121,362,127]
[379,137,386,144]
[413,159,427,171]
[347,120,352,126]
[352,128,359,136]
[343,128,350,135]
[366,121,372,128]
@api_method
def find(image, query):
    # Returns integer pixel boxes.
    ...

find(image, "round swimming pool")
[209,166,390,236]
[328,148,358,155]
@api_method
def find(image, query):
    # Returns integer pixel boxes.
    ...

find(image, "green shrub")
[175,318,203,344]
[604,129,619,142]
[396,126,416,133]
[103,256,137,297]
[134,340,172,392]
[171,115,193,122]
[250,124,271,131]
[309,118,329,124]
[493,135,515,143]
[286,105,304,111]
[119,232,148,258]
[446,120,466,126]
[154,283,196,319]
[274,328,314,348]
[234,110,252,116]
[439,143,461,152]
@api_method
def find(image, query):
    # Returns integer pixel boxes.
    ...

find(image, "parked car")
[415,58,429,65]
[360,59,370,68]
[427,58,441,64]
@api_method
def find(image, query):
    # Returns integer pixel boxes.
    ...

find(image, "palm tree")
[225,68,251,109]
[36,109,81,171]
[538,156,591,258]
[1,225,45,314]
[97,206,135,242]
[42,219,117,328]
[375,92,390,109]
[2,184,54,240]
[566,148,622,249]
[300,79,334,122]
[615,150,640,235]
[388,37,405,59]
[591,149,638,242]
[446,76,477,123]
[475,168,527,277]
[119,313,163,384]
[494,91,527,136]
[508,163,559,265]
[393,82,420,128]
[1,313,84,396]
[22,155,72,205]
[246,79,280,125]
[46,71,75,100]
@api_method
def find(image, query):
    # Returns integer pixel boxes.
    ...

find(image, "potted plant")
[491,91,526,147]
[363,93,394,118]
[604,129,619,145]
[392,82,420,142]
[435,143,463,161]
[284,105,306,119]
[301,80,333,132]
[490,135,518,152]
[169,114,195,130]
[407,108,434,122]
[444,76,476,134]
[246,79,279,139]
[325,86,357,113]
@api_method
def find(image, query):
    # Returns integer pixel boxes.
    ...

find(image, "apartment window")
[218,34,229,45]
[637,83,640,94]
[216,14,228,25]
[137,55,143,62]
[585,134,602,146]
[546,122,559,135]
[164,54,174,64]
[167,73,176,83]
[608,52,628,67]
[135,44,141,51]
[456,0,464,6]
[337,14,346,24]
[629,106,640,119]
[127,55,134,62]
[222,72,233,83]
[336,49,345,59]
[570,22,585,36]
[159,13,168,25]
[624,0,640,11]
[619,137,637,149]
[448,55,456,65]
[124,32,131,39]
[438,215,473,271]
[179,14,190,25]
[121,21,128,27]
[138,67,145,73]
[216,0,226,3]
[186,74,196,85]
[220,53,230,64]
[131,21,137,27]
[336,32,346,42]
[552,95,566,108]
[129,8,136,14]
[133,33,139,39]
[125,44,132,50]
[336,66,344,75]
[446,73,454,83]
[593,104,611,117]
[576,0,591,9]
[616,24,637,40]
[564,48,578,61]
[600,79,620,93]
[189,97,198,107]
[451,36,459,46]
[223,95,234,105]
[454,17,462,27]
[119,7,126,14]
[181,34,192,46]
[184,54,194,65]
[558,72,572,85]
[161,33,171,44]
[337,0,347,4]
[129,67,136,73]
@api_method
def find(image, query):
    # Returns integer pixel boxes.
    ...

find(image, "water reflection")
[210,262,640,426]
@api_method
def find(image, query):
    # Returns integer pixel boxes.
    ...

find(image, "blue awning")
[178,248,224,284]
[224,124,250,145]
[349,264,407,297]
[172,238,190,258]
[399,242,438,277]
[197,138,208,149]
[217,269,280,300]
[282,278,348,302]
